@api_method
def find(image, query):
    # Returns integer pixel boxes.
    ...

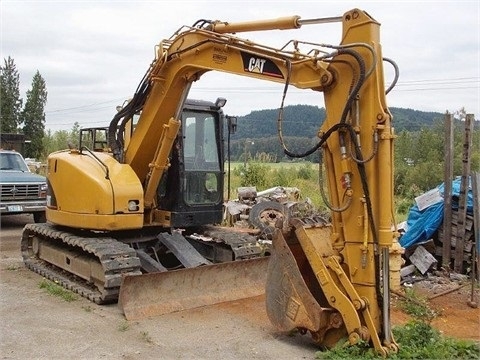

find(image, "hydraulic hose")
[277,47,366,159]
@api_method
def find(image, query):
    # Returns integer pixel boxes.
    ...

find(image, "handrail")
[80,146,110,179]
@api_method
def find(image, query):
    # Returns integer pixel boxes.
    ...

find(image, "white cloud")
[1,0,479,131]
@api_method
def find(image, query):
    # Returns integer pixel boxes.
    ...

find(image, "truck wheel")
[33,212,46,223]
[249,201,285,239]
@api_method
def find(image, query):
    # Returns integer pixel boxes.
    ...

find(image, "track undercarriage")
[21,222,268,305]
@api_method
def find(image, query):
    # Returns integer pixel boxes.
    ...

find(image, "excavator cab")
[156,99,225,227]
[79,127,109,151]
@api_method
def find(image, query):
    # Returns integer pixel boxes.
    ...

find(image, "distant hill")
[390,107,445,131]
[230,105,445,140]
[226,105,480,162]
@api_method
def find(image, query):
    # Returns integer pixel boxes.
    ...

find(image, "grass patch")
[316,290,479,360]
[392,320,480,359]
[316,340,379,359]
[38,279,77,302]
[118,320,130,332]
[398,288,438,323]
[316,322,480,359]
[6,265,20,271]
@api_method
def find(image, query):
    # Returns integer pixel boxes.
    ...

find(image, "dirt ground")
[0,214,478,360]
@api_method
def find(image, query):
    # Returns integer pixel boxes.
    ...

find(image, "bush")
[272,167,296,187]
[240,162,269,188]
[297,163,315,180]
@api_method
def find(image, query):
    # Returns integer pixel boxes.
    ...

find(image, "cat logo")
[248,57,267,73]
[240,51,284,79]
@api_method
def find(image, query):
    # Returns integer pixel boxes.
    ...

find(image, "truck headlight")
[39,183,48,198]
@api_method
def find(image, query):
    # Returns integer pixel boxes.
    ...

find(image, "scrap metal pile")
[224,186,328,241]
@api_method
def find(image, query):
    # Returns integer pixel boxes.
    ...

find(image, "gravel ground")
[0,214,318,360]
[1,214,478,360]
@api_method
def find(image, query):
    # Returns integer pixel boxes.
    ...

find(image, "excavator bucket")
[266,230,323,331]
[266,224,347,347]
[119,257,269,320]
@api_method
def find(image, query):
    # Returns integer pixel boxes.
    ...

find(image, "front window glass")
[183,114,219,171]
[182,111,221,205]
[0,153,30,172]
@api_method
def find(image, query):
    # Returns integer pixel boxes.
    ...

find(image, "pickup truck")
[0,149,47,222]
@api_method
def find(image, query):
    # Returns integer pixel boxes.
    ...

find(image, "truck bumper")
[0,200,46,214]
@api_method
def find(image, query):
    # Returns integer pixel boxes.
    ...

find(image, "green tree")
[0,57,23,133]
[68,122,81,148]
[41,129,55,158]
[22,71,47,158]
[42,129,70,159]
[48,130,69,154]
[415,127,443,164]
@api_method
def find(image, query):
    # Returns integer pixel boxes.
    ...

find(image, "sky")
[1,0,479,132]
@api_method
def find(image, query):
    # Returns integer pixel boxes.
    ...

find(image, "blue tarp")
[399,177,474,249]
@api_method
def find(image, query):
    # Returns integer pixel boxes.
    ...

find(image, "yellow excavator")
[21,8,399,356]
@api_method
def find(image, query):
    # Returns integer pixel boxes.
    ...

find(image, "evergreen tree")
[0,57,23,133]
[22,71,47,158]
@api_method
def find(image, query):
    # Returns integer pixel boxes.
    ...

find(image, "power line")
[393,86,479,92]
[47,104,118,117]
[43,76,479,126]
[393,76,480,84]
[46,97,125,114]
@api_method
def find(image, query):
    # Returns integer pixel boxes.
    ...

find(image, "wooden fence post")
[454,114,474,272]
[442,112,454,269]
[472,172,480,281]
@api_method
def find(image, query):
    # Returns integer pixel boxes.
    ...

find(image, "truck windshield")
[0,153,30,172]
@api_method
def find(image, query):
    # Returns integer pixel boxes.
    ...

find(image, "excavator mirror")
[227,116,237,134]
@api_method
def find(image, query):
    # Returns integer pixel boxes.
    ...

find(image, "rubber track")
[21,223,141,304]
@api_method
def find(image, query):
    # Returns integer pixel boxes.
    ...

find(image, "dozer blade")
[119,257,269,320]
